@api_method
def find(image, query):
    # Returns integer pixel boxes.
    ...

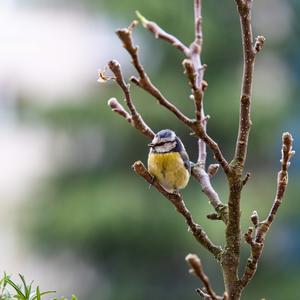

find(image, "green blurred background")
[0,0,299,299]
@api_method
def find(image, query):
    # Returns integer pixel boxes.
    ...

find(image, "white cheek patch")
[154,141,176,153]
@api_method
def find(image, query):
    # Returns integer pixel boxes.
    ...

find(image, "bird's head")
[148,129,177,153]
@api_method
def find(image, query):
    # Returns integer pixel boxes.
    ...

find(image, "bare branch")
[115,26,194,128]
[197,131,230,175]
[233,0,259,168]
[132,9,229,175]
[256,133,294,241]
[191,0,208,176]
[186,253,222,300]
[116,21,229,176]
[194,0,203,46]
[221,2,259,296]
[192,164,228,224]
[133,161,223,260]
[196,288,212,300]
[240,132,294,289]
[136,11,190,56]
[182,59,203,125]
[108,98,132,123]
[107,60,154,139]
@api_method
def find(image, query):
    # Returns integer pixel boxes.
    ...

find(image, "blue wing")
[175,136,191,173]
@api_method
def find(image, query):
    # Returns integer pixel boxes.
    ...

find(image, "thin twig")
[186,253,223,300]
[233,0,256,167]
[107,60,154,139]
[196,288,213,300]
[192,164,228,224]
[240,132,294,289]
[133,161,223,260]
[136,11,190,56]
[115,27,193,128]
[107,98,132,124]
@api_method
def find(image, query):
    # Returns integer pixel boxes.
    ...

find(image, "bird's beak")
[148,143,154,148]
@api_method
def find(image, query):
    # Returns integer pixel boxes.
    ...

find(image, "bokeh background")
[0,0,299,299]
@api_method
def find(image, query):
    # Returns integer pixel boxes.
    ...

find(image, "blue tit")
[147,129,191,193]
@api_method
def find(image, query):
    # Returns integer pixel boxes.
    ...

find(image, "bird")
[147,129,191,194]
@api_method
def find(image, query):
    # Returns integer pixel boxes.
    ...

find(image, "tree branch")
[133,161,223,260]
[186,253,223,300]
[192,164,228,224]
[221,1,261,297]
[107,60,155,139]
[136,11,190,56]
[240,132,294,289]
[233,0,261,168]
[115,26,193,128]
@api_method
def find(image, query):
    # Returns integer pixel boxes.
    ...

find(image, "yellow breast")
[147,152,190,193]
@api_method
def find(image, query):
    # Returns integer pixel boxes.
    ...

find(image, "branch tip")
[250,210,259,227]
[107,98,132,123]
[240,132,295,289]
[186,253,220,299]
[135,10,148,26]
[128,19,139,31]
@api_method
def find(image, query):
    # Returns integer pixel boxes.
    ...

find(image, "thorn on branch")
[254,35,266,53]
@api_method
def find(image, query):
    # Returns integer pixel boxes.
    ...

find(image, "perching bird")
[147,129,191,193]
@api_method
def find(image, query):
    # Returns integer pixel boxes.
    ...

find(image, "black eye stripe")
[155,141,175,147]
[154,141,167,147]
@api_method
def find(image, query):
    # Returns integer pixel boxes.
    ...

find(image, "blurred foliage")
[17,0,300,300]
[0,273,76,300]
